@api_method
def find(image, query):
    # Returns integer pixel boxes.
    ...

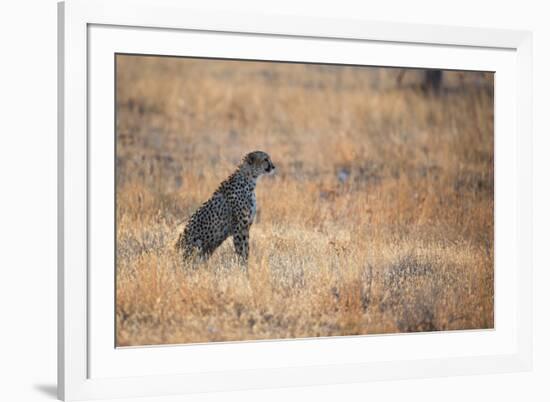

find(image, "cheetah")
[176,151,276,265]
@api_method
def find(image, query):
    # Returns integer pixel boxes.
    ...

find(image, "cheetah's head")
[242,151,276,178]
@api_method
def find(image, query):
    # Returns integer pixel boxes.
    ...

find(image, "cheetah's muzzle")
[176,150,275,266]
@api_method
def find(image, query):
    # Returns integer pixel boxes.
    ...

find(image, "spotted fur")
[176,151,275,265]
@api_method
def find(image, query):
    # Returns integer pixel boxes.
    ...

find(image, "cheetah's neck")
[216,168,257,194]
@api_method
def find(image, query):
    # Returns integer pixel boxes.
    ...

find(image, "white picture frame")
[58,0,533,400]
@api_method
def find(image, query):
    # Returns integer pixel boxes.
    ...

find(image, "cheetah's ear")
[244,152,258,165]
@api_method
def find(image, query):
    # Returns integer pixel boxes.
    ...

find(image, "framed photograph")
[58,0,533,400]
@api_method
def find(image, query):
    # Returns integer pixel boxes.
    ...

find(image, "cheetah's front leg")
[232,226,250,266]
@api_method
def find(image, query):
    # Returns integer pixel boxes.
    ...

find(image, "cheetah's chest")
[227,177,258,227]
[249,192,256,223]
[237,183,256,226]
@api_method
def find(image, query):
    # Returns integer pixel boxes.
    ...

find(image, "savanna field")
[115,55,494,346]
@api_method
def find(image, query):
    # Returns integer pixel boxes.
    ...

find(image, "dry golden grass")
[115,55,494,346]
